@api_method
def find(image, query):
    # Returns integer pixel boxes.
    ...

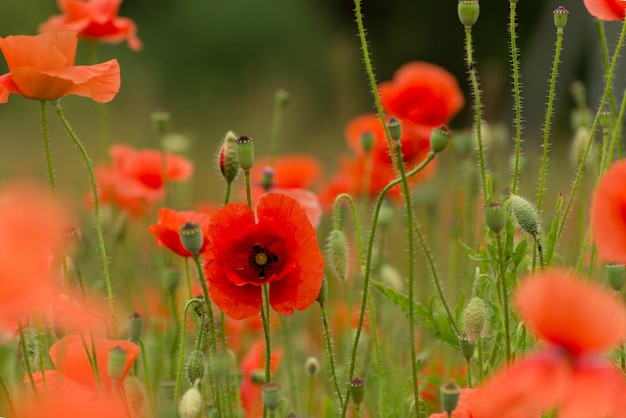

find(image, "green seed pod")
[553,6,569,32]
[129,312,143,342]
[108,346,127,381]
[251,370,266,385]
[349,377,365,405]
[326,229,349,282]
[484,202,507,234]
[235,135,255,171]
[178,386,203,418]
[508,194,540,238]
[316,275,328,306]
[430,125,451,154]
[599,111,612,131]
[387,117,402,142]
[459,332,475,360]
[185,350,205,386]
[151,111,170,136]
[262,382,282,412]
[179,222,203,256]
[218,131,240,184]
[458,0,480,27]
[607,264,626,291]
[440,382,461,416]
[463,297,486,344]
[305,357,320,376]
[361,131,375,153]
[275,89,290,108]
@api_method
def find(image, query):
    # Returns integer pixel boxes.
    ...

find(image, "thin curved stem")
[173,298,203,411]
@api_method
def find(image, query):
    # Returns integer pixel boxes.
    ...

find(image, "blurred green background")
[0,0,615,205]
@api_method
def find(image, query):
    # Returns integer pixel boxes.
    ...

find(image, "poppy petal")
[592,160,626,263]
[583,0,625,21]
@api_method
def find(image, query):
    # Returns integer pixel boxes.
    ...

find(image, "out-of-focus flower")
[379,61,464,127]
[93,144,193,216]
[592,160,626,263]
[203,193,324,319]
[583,0,626,21]
[17,393,127,418]
[471,269,626,417]
[429,388,538,418]
[40,0,142,51]
[240,339,282,418]
[147,208,212,257]
[0,31,119,103]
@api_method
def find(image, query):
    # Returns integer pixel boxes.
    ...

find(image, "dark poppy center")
[248,244,279,279]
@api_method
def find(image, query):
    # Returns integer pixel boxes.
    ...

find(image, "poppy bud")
[553,6,569,32]
[508,194,540,239]
[326,229,349,282]
[458,0,480,27]
[236,135,255,171]
[459,332,475,360]
[185,350,205,385]
[108,346,127,381]
[430,126,451,154]
[179,222,203,256]
[151,111,170,136]
[599,111,612,131]
[387,117,402,142]
[463,297,486,344]
[316,275,328,306]
[607,264,626,291]
[305,357,320,376]
[163,266,181,292]
[275,89,290,108]
[440,382,461,416]
[361,131,374,153]
[251,369,266,385]
[262,382,282,412]
[349,377,365,405]
[178,385,203,418]
[129,312,143,342]
[484,202,507,234]
[219,131,240,184]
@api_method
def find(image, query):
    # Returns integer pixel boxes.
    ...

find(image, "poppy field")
[2,0,626,417]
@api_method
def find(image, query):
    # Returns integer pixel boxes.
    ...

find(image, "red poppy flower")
[17,392,127,418]
[147,208,212,257]
[583,0,626,21]
[40,0,142,51]
[240,339,282,418]
[0,31,119,103]
[471,269,626,417]
[94,143,193,216]
[592,160,626,263]
[28,334,139,399]
[203,193,325,320]
[379,61,464,126]
[251,154,323,190]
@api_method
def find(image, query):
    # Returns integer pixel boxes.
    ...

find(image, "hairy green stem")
[320,302,344,410]
[509,1,523,194]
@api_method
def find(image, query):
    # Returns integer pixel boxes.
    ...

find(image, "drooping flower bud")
[316,275,328,306]
[553,6,569,32]
[430,125,451,154]
[262,382,282,412]
[108,346,127,381]
[326,229,349,282]
[179,222,203,256]
[508,194,540,239]
[459,332,475,360]
[440,382,461,416]
[458,0,480,27]
[463,297,486,344]
[349,377,365,405]
[235,135,255,171]
[185,350,205,385]
[218,131,240,184]
[305,357,320,376]
[607,264,626,291]
[178,385,203,418]
[129,312,143,342]
[484,202,507,234]
[387,117,402,142]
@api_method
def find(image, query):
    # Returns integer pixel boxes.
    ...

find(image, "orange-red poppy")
[17,392,127,418]
[40,0,142,51]
[592,160,626,264]
[0,31,120,103]
[147,208,212,257]
[583,0,626,21]
[94,144,193,216]
[203,193,324,319]
[239,339,282,418]
[379,61,464,127]
[471,269,626,417]
[251,154,323,190]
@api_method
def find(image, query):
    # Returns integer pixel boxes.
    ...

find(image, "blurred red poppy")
[40,0,142,51]
[148,208,212,257]
[240,339,282,418]
[379,61,464,126]
[471,270,626,417]
[203,193,324,319]
[592,160,626,263]
[0,31,119,103]
[583,0,626,21]
[429,388,538,418]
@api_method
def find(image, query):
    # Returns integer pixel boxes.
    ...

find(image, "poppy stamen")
[249,244,279,279]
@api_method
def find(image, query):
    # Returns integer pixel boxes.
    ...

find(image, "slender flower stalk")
[509,0,523,194]
[0,373,16,417]
[268,90,289,165]
[320,301,344,409]
[173,298,203,412]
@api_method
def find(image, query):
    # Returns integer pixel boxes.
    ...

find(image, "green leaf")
[512,239,529,268]
[458,239,488,262]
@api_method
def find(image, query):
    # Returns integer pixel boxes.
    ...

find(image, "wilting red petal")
[592,160,626,263]
[516,269,626,354]
[583,0,626,21]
